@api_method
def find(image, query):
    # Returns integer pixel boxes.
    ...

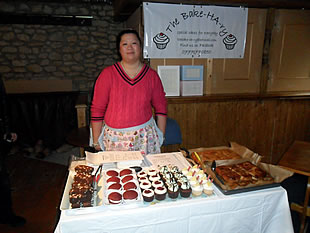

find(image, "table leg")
[299,176,310,233]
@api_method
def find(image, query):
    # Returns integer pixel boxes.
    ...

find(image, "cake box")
[183,142,294,195]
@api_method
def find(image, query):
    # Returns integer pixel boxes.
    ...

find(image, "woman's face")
[119,33,141,63]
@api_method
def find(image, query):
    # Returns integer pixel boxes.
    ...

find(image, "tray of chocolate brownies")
[60,164,104,214]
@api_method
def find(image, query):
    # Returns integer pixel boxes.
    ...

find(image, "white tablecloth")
[54,186,293,233]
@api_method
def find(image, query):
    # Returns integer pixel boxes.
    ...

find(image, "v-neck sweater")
[91,62,167,129]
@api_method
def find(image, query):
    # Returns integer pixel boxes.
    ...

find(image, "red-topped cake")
[120,168,132,177]
[123,182,137,190]
[142,189,154,202]
[106,169,119,177]
[154,186,167,201]
[137,171,148,178]
[121,175,134,184]
[108,183,122,190]
[108,192,122,204]
[140,181,152,191]
[107,176,120,184]
[123,190,138,201]
[147,169,157,177]
[152,180,164,189]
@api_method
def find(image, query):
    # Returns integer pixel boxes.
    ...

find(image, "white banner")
[143,2,248,59]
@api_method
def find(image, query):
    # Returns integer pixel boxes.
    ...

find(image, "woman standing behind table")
[90,29,167,154]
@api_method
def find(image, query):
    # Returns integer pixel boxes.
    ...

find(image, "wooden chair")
[65,96,89,156]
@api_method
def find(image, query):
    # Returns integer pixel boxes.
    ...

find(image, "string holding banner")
[143,2,248,59]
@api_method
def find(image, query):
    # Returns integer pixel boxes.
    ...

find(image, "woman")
[90,29,167,154]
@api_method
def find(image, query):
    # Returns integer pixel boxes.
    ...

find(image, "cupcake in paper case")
[147,169,157,177]
[191,183,203,197]
[152,180,164,189]
[167,182,179,199]
[223,34,237,50]
[140,181,152,191]
[137,171,148,178]
[153,32,170,50]
[203,181,214,196]
[149,174,161,182]
[180,181,192,198]
[142,189,155,202]
[154,186,167,201]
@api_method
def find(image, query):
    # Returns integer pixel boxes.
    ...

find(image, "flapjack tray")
[186,142,293,194]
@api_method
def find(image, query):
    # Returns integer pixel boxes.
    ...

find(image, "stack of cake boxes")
[180,65,204,96]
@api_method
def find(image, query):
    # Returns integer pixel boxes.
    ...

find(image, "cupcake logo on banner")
[223,34,237,50]
[143,2,248,58]
[153,32,170,50]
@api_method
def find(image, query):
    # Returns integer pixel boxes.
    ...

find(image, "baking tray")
[213,181,280,195]
[60,165,104,215]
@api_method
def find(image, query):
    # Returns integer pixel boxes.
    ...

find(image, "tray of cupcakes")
[103,168,143,207]
[138,165,216,203]
[60,164,104,215]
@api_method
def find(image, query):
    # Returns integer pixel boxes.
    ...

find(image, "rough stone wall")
[0,1,124,91]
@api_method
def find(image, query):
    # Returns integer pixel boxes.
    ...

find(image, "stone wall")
[0,1,124,92]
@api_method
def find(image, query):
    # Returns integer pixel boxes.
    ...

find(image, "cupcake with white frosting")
[203,180,214,196]
[154,186,167,201]
[192,183,203,197]
[142,189,154,202]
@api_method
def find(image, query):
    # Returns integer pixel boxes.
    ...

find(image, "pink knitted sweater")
[91,63,167,129]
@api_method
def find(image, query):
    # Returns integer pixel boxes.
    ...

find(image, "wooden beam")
[114,0,310,21]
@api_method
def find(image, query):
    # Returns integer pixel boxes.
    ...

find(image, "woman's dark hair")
[116,29,142,59]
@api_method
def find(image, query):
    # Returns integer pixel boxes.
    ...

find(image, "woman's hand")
[91,121,104,151]
[93,142,101,151]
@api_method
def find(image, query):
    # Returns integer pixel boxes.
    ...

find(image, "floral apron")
[97,117,163,155]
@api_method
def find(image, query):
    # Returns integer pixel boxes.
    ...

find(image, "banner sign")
[143,2,248,59]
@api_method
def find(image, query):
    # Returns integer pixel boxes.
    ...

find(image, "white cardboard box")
[180,80,203,96]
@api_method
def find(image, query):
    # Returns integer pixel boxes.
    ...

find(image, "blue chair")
[162,117,182,152]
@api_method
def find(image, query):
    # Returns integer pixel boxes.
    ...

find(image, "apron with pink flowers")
[98,117,163,155]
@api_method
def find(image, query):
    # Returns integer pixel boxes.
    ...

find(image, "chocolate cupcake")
[180,182,192,198]
[147,169,157,177]
[167,182,179,199]
[140,181,152,191]
[138,176,149,183]
[142,189,154,202]
[137,171,148,178]
[149,174,160,182]
[152,180,164,189]
[154,186,167,201]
